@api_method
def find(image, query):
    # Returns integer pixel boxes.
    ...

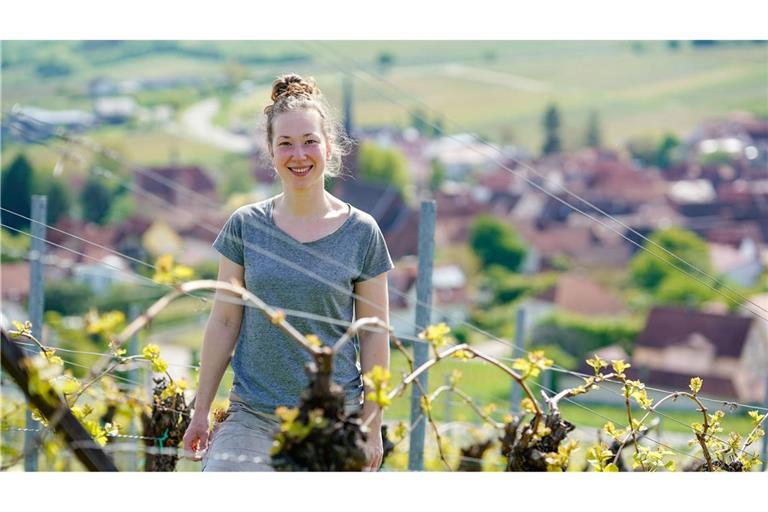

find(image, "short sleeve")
[213,209,244,265]
[355,222,395,283]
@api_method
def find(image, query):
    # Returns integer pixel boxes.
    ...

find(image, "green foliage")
[627,132,682,169]
[95,282,166,315]
[408,110,443,138]
[698,150,735,167]
[656,273,743,309]
[43,311,99,377]
[46,178,72,226]
[377,51,395,69]
[193,259,219,280]
[541,103,562,156]
[655,133,682,169]
[1,228,31,262]
[216,154,254,199]
[629,227,712,292]
[585,110,601,148]
[43,279,95,316]
[133,87,202,111]
[1,154,34,231]
[483,267,558,306]
[527,343,578,370]
[35,57,73,78]
[469,215,528,273]
[80,176,113,225]
[530,312,642,359]
[429,158,446,193]
[105,190,135,225]
[357,141,410,200]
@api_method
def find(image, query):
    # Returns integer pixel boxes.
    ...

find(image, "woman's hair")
[263,73,352,178]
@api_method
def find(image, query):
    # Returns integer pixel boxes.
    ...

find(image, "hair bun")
[271,73,317,102]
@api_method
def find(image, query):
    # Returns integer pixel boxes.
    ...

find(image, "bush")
[95,282,166,315]
[469,216,528,273]
[530,312,642,359]
[44,280,94,316]
[484,267,558,306]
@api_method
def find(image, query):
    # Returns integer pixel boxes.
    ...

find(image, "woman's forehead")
[273,110,323,137]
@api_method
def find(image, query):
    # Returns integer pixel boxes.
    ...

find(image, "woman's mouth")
[289,165,313,177]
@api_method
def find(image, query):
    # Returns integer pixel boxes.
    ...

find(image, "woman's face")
[270,109,331,191]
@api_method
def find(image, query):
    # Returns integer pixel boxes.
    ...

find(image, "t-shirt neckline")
[267,196,354,245]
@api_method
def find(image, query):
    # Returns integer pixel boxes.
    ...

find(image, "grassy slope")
[3,41,766,153]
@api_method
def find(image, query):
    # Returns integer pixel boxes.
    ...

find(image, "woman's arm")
[183,254,244,460]
[354,272,390,470]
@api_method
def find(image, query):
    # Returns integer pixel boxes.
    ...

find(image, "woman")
[182,74,394,471]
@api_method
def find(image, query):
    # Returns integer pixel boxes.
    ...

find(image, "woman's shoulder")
[346,203,381,230]
[228,196,275,220]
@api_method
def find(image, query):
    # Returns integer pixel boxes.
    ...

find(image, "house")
[667,179,721,218]
[333,179,418,260]
[0,262,30,303]
[7,106,95,141]
[388,260,470,340]
[629,307,767,403]
[513,220,631,273]
[519,272,627,341]
[71,254,137,295]
[433,183,495,246]
[709,238,763,288]
[134,165,218,207]
[427,133,499,180]
[94,96,139,124]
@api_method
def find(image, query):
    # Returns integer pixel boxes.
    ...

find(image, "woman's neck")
[277,187,333,219]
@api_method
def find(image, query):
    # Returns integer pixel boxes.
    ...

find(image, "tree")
[1,154,34,231]
[46,178,72,226]
[80,176,112,225]
[376,51,395,72]
[585,111,601,148]
[429,158,446,193]
[469,215,528,273]
[541,103,562,156]
[629,227,712,292]
[358,141,410,200]
[409,108,427,135]
[655,133,681,169]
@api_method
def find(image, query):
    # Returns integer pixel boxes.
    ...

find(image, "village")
[3,84,767,410]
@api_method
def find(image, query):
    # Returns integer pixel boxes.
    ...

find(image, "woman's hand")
[363,424,384,471]
[183,414,210,461]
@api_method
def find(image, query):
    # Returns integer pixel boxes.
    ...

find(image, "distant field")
[3,41,766,156]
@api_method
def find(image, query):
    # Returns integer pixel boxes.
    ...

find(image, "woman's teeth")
[290,166,312,176]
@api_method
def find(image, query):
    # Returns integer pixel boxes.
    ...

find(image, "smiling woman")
[183,73,395,472]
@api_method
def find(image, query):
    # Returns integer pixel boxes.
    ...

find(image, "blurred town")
[1,40,767,410]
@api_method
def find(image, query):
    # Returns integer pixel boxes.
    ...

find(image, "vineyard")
[2,260,766,473]
[2,39,768,477]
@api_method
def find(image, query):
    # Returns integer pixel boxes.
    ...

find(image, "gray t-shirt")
[212,196,394,414]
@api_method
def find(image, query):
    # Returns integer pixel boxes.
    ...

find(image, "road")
[172,97,254,153]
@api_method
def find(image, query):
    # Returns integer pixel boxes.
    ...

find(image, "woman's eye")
[279,142,291,147]
[305,140,318,144]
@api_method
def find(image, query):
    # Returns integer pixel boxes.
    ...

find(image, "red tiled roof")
[0,262,30,301]
[535,273,626,316]
[625,367,739,401]
[636,307,753,358]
